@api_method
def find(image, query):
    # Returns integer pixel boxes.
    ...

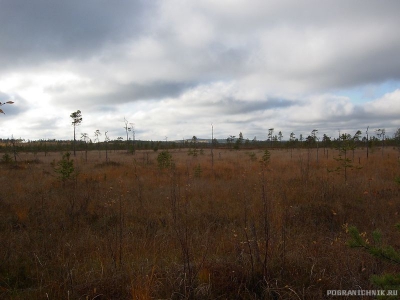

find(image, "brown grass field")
[0,147,400,299]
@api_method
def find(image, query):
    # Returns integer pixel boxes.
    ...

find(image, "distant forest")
[1,127,399,154]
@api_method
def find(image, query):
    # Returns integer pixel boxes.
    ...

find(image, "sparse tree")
[226,135,235,148]
[211,124,214,169]
[212,138,219,147]
[268,128,274,147]
[353,130,362,142]
[81,133,90,162]
[376,128,386,156]
[235,132,244,150]
[129,122,135,154]
[70,110,82,157]
[252,136,257,146]
[395,128,400,142]
[311,129,318,140]
[289,132,295,158]
[395,128,400,155]
[105,131,110,162]
[352,130,362,160]
[312,129,319,163]
[10,134,18,162]
[123,118,130,152]
[366,126,370,159]
[94,129,101,157]
[305,135,314,144]
[188,136,198,156]
[322,134,331,158]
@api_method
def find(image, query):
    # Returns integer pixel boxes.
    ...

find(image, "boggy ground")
[0,147,399,299]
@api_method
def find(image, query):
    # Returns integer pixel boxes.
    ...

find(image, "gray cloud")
[0,0,400,140]
[95,81,193,105]
[46,81,194,111]
[202,1,400,91]
[0,0,149,70]
[205,97,294,115]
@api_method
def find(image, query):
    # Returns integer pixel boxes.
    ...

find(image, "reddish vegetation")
[0,147,399,299]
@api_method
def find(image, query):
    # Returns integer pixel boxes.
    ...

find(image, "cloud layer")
[0,0,399,141]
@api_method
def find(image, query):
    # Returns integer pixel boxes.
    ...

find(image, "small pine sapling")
[157,150,173,169]
[328,133,361,183]
[194,164,202,178]
[248,152,257,161]
[53,152,75,186]
[261,149,271,165]
[347,225,400,291]
[1,153,13,164]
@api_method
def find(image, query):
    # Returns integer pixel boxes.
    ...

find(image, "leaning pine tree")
[0,100,14,114]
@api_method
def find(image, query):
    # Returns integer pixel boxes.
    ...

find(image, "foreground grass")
[0,147,399,299]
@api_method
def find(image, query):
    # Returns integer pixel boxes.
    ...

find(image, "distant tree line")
[1,127,399,157]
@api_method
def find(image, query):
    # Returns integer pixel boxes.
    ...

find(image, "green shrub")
[261,149,271,164]
[1,153,12,164]
[157,150,173,169]
[194,164,202,178]
[53,152,75,183]
[348,225,400,293]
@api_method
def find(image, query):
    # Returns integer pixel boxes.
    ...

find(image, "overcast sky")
[1,0,399,141]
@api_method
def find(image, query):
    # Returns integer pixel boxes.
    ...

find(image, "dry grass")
[0,147,400,299]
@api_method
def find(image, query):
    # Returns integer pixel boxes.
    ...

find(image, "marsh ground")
[1,147,399,299]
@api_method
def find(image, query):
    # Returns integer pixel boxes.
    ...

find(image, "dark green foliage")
[234,133,243,150]
[370,273,400,292]
[1,153,12,164]
[53,152,75,183]
[187,148,198,156]
[157,150,173,169]
[348,226,400,263]
[329,134,362,182]
[194,164,202,178]
[248,152,257,161]
[261,149,271,164]
[348,225,400,292]
[188,136,200,156]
